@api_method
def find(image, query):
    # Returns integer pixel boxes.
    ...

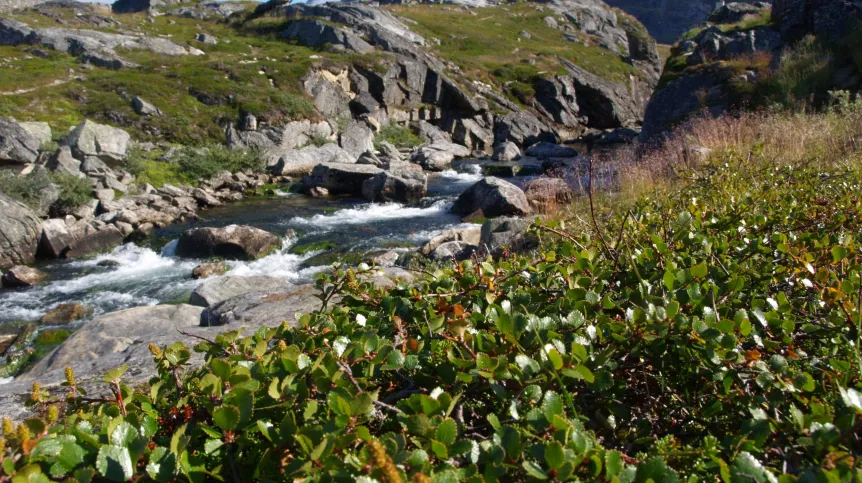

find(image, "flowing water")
[0,169,490,325]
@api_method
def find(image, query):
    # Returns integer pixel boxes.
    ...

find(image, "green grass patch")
[374,123,423,149]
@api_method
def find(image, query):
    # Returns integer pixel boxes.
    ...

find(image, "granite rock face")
[0,192,42,270]
[176,225,281,261]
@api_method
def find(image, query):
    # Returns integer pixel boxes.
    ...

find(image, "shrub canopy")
[4,153,862,482]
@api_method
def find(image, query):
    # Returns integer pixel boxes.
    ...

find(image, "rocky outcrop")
[227,119,335,152]
[0,192,42,270]
[493,111,557,147]
[604,0,771,44]
[0,0,48,13]
[524,142,578,158]
[38,219,125,259]
[0,18,202,69]
[340,120,375,159]
[302,162,383,196]
[112,0,184,14]
[175,225,280,260]
[281,19,374,53]
[362,164,427,203]
[0,117,41,166]
[189,275,292,307]
[451,177,532,218]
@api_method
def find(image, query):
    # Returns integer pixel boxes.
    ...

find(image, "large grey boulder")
[340,120,375,159]
[189,275,292,307]
[0,117,41,166]
[175,225,280,261]
[411,121,451,144]
[362,164,427,203]
[281,19,374,53]
[493,111,557,147]
[303,71,352,119]
[524,177,573,210]
[451,177,532,218]
[410,142,471,171]
[302,162,383,196]
[427,241,477,261]
[14,304,204,386]
[200,283,324,327]
[271,143,355,176]
[66,120,130,165]
[480,217,536,255]
[0,192,42,270]
[38,220,125,259]
[420,226,481,256]
[19,122,51,147]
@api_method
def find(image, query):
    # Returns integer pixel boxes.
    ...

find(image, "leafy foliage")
[374,124,423,150]
[3,154,862,481]
[50,173,92,216]
[0,170,51,210]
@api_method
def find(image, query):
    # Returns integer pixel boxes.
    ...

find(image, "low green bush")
[175,145,265,183]
[50,174,92,216]
[0,170,51,209]
[4,153,862,481]
[374,124,423,149]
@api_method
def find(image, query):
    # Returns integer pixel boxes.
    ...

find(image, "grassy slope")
[386,3,641,88]
[0,6,350,144]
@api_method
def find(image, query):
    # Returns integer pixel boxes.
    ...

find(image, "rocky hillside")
[640,0,862,140]
[604,0,772,44]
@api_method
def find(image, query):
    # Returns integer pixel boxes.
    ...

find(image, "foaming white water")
[289,200,452,230]
[0,243,200,322]
[0,377,13,385]
[409,223,479,243]
[275,189,292,197]
[440,167,483,183]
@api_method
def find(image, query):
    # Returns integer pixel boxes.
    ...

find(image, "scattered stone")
[410,142,471,171]
[1,265,47,288]
[132,96,162,116]
[195,33,217,45]
[451,177,532,218]
[191,262,229,280]
[427,241,477,261]
[40,303,90,325]
[524,177,573,210]
[175,225,280,261]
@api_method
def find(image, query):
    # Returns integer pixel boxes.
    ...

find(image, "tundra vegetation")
[3,102,862,481]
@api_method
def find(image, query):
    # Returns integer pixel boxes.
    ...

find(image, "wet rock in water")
[191,261,229,280]
[176,225,280,261]
[190,275,292,307]
[1,265,47,288]
[420,227,481,256]
[493,141,521,162]
[0,117,41,165]
[40,303,90,325]
[451,177,532,218]
[97,259,121,268]
[302,162,383,196]
[200,284,325,327]
[410,142,471,171]
[362,164,428,203]
[0,192,42,270]
[192,188,222,207]
[39,219,125,259]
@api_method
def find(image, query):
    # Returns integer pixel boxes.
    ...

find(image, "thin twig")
[337,361,404,415]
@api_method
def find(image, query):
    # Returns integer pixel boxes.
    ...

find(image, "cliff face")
[604,0,771,44]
